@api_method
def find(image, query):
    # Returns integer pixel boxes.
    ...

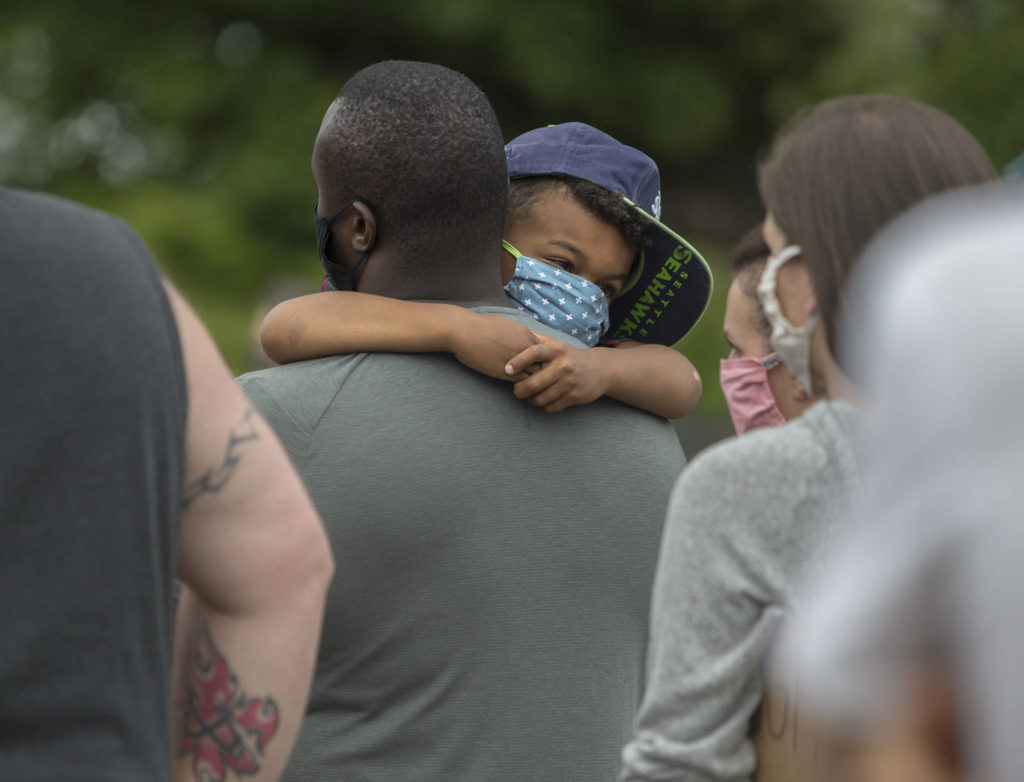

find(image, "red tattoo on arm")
[176,625,280,781]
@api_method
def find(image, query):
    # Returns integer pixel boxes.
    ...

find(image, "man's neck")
[357,247,510,307]
[413,295,511,308]
[362,283,509,308]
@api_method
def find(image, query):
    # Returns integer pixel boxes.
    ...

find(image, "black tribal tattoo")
[183,406,260,509]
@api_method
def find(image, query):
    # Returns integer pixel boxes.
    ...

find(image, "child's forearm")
[259,292,467,364]
[602,343,702,419]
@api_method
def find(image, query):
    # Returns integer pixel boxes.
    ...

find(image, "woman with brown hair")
[619,95,996,782]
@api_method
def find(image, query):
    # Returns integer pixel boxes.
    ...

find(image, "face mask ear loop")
[501,239,523,260]
[757,246,821,336]
[756,244,803,327]
[316,198,361,227]
[350,252,370,280]
[756,244,820,394]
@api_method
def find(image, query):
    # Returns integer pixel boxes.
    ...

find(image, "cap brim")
[607,203,713,348]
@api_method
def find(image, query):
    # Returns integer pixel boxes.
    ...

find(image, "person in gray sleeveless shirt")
[238,60,686,782]
[0,186,333,782]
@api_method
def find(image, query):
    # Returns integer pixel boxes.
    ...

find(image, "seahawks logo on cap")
[652,192,662,220]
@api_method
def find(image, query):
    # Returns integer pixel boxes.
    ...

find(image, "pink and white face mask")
[719,353,787,435]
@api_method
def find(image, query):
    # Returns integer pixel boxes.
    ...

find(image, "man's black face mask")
[315,199,369,291]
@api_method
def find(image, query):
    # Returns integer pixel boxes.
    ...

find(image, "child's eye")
[545,258,573,272]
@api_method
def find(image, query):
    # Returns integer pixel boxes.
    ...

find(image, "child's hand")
[448,313,543,381]
[505,337,609,412]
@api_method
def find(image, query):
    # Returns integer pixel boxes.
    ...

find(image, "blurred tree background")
[2,0,1022,454]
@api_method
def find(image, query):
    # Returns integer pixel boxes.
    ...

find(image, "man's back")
[239,308,685,782]
[0,187,186,780]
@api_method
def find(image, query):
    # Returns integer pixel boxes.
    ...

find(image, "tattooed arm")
[165,281,334,782]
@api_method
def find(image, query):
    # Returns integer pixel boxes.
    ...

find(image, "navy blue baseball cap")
[505,122,713,348]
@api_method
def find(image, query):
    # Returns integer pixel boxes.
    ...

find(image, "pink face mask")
[719,354,787,435]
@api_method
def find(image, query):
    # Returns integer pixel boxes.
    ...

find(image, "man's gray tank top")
[0,187,187,781]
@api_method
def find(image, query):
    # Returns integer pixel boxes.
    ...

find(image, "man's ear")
[350,201,377,253]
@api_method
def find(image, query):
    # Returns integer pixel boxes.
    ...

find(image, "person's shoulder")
[681,401,847,495]
[3,185,133,237]
[696,405,825,467]
[238,356,365,415]
[237,357,371,458]
[239,355,360,394]
[663,403,855,554]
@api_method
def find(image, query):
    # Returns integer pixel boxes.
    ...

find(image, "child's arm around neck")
[260,291,702,418]
[259,291,538,381]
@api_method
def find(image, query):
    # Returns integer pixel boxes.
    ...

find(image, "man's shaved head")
[314,61,507,271]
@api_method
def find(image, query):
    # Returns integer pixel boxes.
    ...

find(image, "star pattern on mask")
[504,255,610,344]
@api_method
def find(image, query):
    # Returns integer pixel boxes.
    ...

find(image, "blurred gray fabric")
[792,180,1024,781]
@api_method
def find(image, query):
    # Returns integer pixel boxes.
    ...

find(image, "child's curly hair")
[505,174,651,260]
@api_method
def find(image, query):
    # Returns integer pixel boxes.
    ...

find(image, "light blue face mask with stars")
[501,240,611,347]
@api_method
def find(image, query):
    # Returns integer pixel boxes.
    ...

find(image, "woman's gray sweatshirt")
[620,400,861,781]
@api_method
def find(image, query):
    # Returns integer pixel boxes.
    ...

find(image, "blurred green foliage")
[2,0,1022,452]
